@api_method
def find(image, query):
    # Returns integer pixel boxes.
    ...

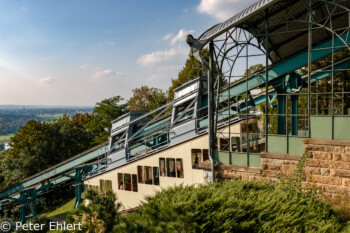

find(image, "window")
[203,149,209,161]
[118,173,124,190]
[157,134,168,147]
[167,158,176,177]
[220,138,230,151]
[119,173,138,192]
[132,174,138,192]
[153,167,159,185]
[137,166,143,183]
[231,137,240,152]
[159,158,166,176]
[176,159,184,178]
[173,100,195,125]
[100,179,112,195]
[191,149,201,169]
[106,180,112,192]
[100,179,105,194]
[124,174,132,191]
[144,166,153,184]
[111,131,126,152]
[241,120,262,153]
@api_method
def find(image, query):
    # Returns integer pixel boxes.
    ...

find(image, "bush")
[64,189,120,233]
[114,180,345,233]
[15,215,51,233]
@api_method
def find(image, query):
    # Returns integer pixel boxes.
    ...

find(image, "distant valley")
[0,105,94,150]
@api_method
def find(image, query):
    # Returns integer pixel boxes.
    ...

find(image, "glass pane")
[159,158,166,176]
[203,149,209,161]
[106,180,112,192]
[191,149,201,169]
[220,138,230,151]
[144,166,153,184]
[124,174,131,191]
[137,166,143,183]
[231,137,240,152]
[153,167,159,185]
[100,179,105,194]
[118,173,124,190]
[167,159,176,177]
[176,159,184,178]
[132,174,138,192]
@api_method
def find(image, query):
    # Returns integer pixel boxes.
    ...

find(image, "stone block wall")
[303,138,350,198]
[208,138,350,197]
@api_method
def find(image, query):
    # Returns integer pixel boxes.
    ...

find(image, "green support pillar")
[74,168,84,209]
[289,73,300,136]
[291,95,298,135]
[19,189,38,223]
[277,94,286,135]
[275,75,287,135]
[20,206,26,223]
[27,189,37,219]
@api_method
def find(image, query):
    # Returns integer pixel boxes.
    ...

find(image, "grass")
[37,114,62,122]
[0,134,13,142]
[45,198,75,218]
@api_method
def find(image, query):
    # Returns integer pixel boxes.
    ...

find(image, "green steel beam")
[74,168,84,209]
[211,58,350,126]
[216,34,350,103]
[0,143,108,200]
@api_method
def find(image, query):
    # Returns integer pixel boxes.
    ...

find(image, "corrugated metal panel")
[198,0,275,41]
[196,0,350,64]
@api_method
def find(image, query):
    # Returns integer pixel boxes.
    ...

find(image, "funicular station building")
[1,0,350,221]
[84,0,350,210]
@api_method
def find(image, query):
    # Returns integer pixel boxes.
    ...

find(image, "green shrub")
[64,188,120,233]
[115,180,345,233]
[15,215,51,233]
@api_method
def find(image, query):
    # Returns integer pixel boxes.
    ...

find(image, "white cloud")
[137,47,187,67]
[137,29,194,67]
[163,33,173,40]
[137,28,195,85]
[38,76,56,85]
[94,69,123,79]
[170,29,195,45]
[197,0,256,21]
[146,64,183,82]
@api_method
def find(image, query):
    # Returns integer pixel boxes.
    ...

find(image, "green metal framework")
[188,0,350,182]
[0,143,109,222]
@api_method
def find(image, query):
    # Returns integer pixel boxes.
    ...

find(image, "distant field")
[37,114,62,122]
[0,134,13,142]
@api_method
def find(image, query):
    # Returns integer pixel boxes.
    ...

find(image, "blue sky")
[0,0,256,105]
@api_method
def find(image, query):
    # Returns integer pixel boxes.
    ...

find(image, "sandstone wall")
[207,138,350,197]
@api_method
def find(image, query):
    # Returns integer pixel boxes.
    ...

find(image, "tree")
[65,189,120,233]
[244,64,265,76]
[168,49,209,102]
[84,96,128,144]
[0,114,94,190]
[127,86,168,112]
